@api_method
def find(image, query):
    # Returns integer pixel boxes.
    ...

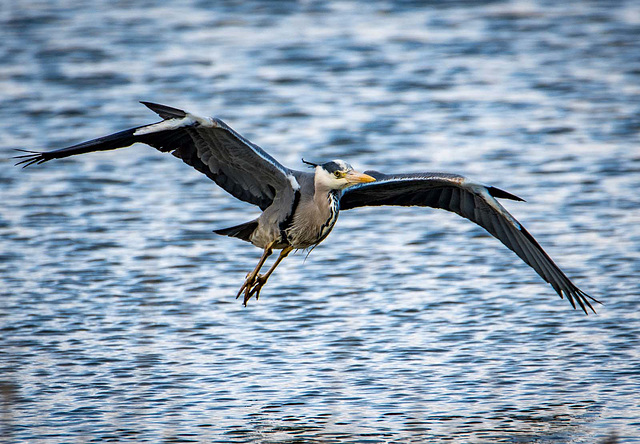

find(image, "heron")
[16,102,599,313]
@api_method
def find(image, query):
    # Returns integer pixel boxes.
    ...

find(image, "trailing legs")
[236,243,294,306]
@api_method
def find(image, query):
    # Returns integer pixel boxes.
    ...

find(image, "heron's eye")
[334,171,341,178]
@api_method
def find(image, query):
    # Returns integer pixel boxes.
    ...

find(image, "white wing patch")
[287,174,300,191]
[464,178,522,230]
[133,113,216,136]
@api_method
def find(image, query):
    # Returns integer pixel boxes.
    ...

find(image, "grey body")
[230,170,339,250]
[278,171,336,248]
[16,102,600,313]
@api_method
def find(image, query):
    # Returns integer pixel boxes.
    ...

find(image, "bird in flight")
[16,102,599,313]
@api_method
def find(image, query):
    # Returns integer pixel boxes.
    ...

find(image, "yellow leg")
[245,246,294,303]
[235,242,275,305]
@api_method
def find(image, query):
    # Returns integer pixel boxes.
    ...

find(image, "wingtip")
[13,149,46,168]
[585,294,603,316]
[566,288,601,315]
[140,101,188,119]
[487,186,526,202]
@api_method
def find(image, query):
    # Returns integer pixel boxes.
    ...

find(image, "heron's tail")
[213,220,258,243]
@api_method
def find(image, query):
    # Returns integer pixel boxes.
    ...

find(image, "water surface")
[1,1,639,442]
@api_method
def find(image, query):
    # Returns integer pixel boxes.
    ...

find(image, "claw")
[247,275,268,303]
[236,273,259,305]
[235,278,251,300]
[239,275,265,305]
[234,244,292,307]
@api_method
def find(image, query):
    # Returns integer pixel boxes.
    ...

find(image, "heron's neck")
[310,173,338,220]
[312,168,343,218]
[313,186,339,210]
[309,187,340,244]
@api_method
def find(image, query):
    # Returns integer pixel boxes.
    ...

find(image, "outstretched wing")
[340,171,599,314]
[15,102,298,210]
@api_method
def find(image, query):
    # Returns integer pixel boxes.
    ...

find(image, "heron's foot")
[236,273,257,305]
[244,274,269,306]
[236,273,270,306]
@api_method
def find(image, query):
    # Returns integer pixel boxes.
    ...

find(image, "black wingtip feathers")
[140,101,187,120]
[13,149,48,168]
[488,186,526,202]
[563,287,602,315]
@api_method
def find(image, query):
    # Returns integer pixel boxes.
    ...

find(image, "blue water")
[1,1,639,442]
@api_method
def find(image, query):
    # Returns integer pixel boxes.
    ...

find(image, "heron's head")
[304,159,376,190]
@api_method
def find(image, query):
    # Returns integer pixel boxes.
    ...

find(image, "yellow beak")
[345,170,376,184]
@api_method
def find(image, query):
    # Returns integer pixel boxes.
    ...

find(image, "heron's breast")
[287,191,340,248]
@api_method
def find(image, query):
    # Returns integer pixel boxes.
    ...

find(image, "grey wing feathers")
[15,102,294,210]
[340,171,599,314]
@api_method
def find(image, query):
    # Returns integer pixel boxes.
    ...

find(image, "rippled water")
[1,1,639,442]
